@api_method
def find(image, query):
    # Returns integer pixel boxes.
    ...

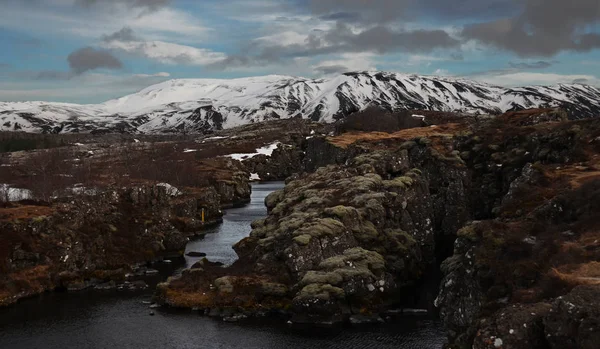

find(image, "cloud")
[213,22,460,70]
[508,61,556,69]
[313,64,349,75]
[68,47,123,74]
[101,27,226,65]
[463,0,600,56]
[471,71,600,87]
[309,0,518,23]
[34,70,74,80]
[101,26,139,42]
[312,52,377,75]
[75,0,171,11]
[0,71,171,103]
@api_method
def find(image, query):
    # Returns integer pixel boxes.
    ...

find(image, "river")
[0,182,446,349]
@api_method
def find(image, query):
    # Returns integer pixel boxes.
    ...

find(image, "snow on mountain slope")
[1,72,599,134]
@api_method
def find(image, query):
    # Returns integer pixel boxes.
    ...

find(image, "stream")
[0,182,446,349]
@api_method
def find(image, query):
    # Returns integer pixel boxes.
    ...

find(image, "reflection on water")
[0,182,446,349]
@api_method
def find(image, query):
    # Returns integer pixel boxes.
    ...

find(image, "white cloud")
[254,31,308,47]
[312,53,378,75]
[101,40,226,65]
[472,72,600,87]
[0,3,212,44]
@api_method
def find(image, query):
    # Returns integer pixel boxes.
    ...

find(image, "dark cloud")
[309,0,517,23]
[309,0,410,23]
[75,0,170,11]
[313,64,349,75]
[463,0,600,56]
[213,22,460,70]
[67,47,123,75]
[508,61,555,69]
[102,27,139,42]
[320,23,460,54]
[572,78,589,84]
[35,70,73,80]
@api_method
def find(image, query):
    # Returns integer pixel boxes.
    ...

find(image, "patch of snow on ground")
[206,136,228,140]
[249,173,261,181]
[0,184,32,201]
[156,183,182,196]
[183,148,197,153]
[227,141,281,161]
[66,185,99,196]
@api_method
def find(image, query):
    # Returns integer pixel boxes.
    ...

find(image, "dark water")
[0,182,446,349]
[184,182,285,267]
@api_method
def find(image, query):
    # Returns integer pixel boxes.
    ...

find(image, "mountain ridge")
[1,71,599,133]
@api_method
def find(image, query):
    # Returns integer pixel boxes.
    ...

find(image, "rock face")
[0,184,223,306]
[436,115,600,348]
[156,134,470,323]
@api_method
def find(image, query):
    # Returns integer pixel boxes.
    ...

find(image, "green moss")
[352,220,379,242]
[460,151,471,160]
[300,271,343,286]
[257,236,275,247]
[408,168,422,176]
[324,205,358,219]
[384,229,416,253]
[296,283,345,301]
[293,234,312,246]
[418,137,431,145]
[400,141,417,150]
[384,176,414,190]
[260,282,288,297]
[319,247,385,272]
[214,276,234,293]
[457,224,479,241]
[32,216,47,223]
[332,267,374,280]
[294,218,346,239]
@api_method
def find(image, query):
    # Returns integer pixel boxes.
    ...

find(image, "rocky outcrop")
[214,171,251,207]
[0,184,222,307]
[156,138,470,323]
[243,144,305,181]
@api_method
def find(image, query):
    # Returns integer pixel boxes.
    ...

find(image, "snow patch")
[227,142,281,161]
[249,173,261,181]
[183,148,197,153]
[156,183,182,196]
[0,184,32,202]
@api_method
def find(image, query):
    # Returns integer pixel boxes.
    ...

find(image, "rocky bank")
[157,109,600,348]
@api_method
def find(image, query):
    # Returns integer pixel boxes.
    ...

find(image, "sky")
[1,0,600,104]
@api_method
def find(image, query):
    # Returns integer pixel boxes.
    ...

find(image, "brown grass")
[327,123,466,148]
[0,204,54,220]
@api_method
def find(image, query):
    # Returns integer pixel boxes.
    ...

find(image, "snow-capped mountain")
[2,72,600,134]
